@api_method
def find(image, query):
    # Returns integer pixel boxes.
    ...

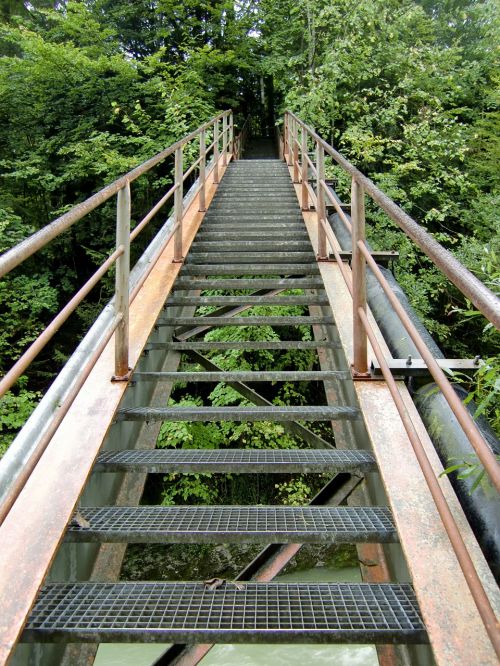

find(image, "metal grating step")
[66,506,397,544]
[180,264,320,275]
[157,316,334,327]
[132,370,350,382]
[186,253,316,264]
[195,232,309,241]
[166,295,329,306]
[23,582,427,644]
[145,340,340,351]
[172,278,325,290]
[190,242,312,251]
[94,448,377,474]
[116,405,359,422]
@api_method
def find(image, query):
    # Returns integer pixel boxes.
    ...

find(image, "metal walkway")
[23,158,426,656]
[0,114,498,666]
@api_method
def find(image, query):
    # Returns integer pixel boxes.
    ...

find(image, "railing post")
[173,146,183,263]
[283,113,288,161]
[213,119,219,184]
[199,129,206,213]
[293,120,299,183]
[301,127,308,210]
[316,143,327,260]
[113,181,131,381]
[222,114,227,167]
[351,176,369,376]
[288,116,294,166]
[229,113,234,159]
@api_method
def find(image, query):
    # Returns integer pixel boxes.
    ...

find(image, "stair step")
[157,315,334,326]
[133,370,349,383]
[24,582,426,644]
[181,264,320,275]
[166,295,329,306]
[195,232,309,240]
[190,241,312,251]
[200,223,305,231]
[186,253,315,264]
[66,506,396,544]
[116,405,359,422]
[208,204,299,212]
[146,340,339,351]
[202,214,303,221]
[172,278,324,290]
[94,448,377,473]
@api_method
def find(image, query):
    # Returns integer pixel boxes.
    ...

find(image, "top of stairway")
[242,136,278,159]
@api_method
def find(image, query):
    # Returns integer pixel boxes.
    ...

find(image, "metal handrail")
[287,110,500,327]
[284,110,500,657]
[0,110,233,397]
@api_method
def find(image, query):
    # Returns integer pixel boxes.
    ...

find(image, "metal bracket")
[350,366,374,381]
[111,368,132,382]
[371,356,482,378]
[172,257,184,264]
[329,250,399,267]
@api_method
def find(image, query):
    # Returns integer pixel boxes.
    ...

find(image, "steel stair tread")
[116,405,359,422]
[145,340,340,351]
[23,582,427,644]
[165,295,329,306]
[172,278,325,289]
[66,506,397,544]
[94,448,377,473]
[132,370,350,382]
[157,315,334,326]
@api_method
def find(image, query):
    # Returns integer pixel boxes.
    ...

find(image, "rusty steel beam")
[358,306,500,659]
[292,165,499,666]
[0,155,231,666]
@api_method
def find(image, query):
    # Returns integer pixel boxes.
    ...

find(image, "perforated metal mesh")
[117,405,360,423]
[24,582,426,644]
[67,506,396,544]
[94,448,377,474]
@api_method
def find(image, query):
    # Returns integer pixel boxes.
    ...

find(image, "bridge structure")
[0,110,499,666]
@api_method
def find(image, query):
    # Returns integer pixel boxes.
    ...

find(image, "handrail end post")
[113,181,131,380]
[173,147,184,263]
[351,176,369,375]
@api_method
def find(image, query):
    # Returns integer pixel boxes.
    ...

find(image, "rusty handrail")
[287,110,500,328]
[0,110,231,279]
[285,110,500,658]
[285,111,500,489]
[0,110,233,395]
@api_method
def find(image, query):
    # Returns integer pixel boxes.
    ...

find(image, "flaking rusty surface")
[0,157,230,666]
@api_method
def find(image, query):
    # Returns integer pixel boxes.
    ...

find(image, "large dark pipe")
[329,212,500,580]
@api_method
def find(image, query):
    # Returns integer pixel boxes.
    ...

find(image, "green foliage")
[440,453,500,496]
[0,379,41,456]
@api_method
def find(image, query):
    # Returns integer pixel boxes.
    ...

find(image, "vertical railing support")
[222,114,227,167]
[351,176,369,376]
[229,113,234,159]
[301,127,308,210]
[173,146,183,263]
[292,120,299,183]
[288,116,294,166]
[113,181,131,381]
[199,129,206,213]
[316,143,327,260]
[213,119,219,184]
[283,113,288,162]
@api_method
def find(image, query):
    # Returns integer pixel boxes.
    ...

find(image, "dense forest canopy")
[0,0,498,457]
